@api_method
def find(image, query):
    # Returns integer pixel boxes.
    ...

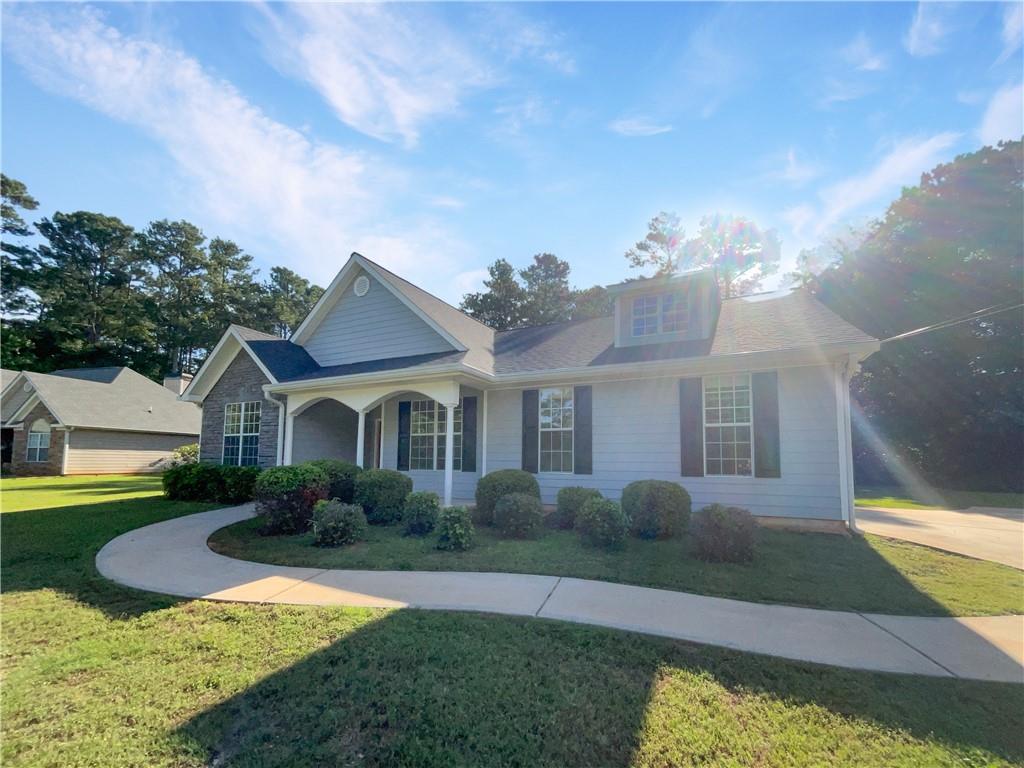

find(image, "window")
[631,295,659,336]
[409,399,462,471]
[26,419,50,463]
[660,291,688,332]
[539,387,573,473]
[703,374,752,476]
[632,291,688,336]
[223,401,261,466]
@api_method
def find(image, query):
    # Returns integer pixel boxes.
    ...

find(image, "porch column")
[355,408,366,470]
[443,402,455,507]
[283,411,295,466]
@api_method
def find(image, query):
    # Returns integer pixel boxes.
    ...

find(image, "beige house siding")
[64,429,194,475]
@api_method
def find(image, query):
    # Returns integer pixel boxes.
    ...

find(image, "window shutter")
[397,401,411,471]
[522,389,539,473]
[752,371,781,478]
[679,378,704,476]
[461,396,477,472]
[573,385,593,475]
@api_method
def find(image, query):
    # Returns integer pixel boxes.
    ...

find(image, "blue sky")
[2,2,1021,302]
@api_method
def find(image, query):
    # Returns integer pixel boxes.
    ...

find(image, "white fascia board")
[0,371,27,400]
[181,326,279,402]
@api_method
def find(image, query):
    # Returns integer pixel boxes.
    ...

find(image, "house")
[1,367,200,476]
[183,253,879,528]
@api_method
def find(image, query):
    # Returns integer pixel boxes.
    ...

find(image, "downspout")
[265,391,286,467]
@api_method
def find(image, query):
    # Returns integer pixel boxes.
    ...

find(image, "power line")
[881,301,1024,344]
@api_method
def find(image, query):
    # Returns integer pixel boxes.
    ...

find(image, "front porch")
[279,377,483,507]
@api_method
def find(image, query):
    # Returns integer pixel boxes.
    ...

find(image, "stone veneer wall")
[200,351,281,468]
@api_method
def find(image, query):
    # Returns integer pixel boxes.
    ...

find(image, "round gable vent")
[354,275,370,297]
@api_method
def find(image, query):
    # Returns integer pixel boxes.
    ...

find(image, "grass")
[2,476,1023,766]
[856,485,1024,511]
[0,473,163,512]
[209,516,1024,617]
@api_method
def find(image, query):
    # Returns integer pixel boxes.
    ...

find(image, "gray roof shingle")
[17,367,200,434]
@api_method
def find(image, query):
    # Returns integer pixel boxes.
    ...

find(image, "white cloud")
[814,132,961,234]
[258,4,491,147]
[978,82,1024,145]
[956,89,986,105]
[607,116,672,137]
[777,149,822,185]
[480,5,577,75]
[782,204,816,240]
[998,3,1024,62]
[841,32,887,71]
[452,269,490,298]
[819,78,872,107]
[429,196,466,211]
[3,6,468,291]
[903,3,956,57]
[677,12,743,119]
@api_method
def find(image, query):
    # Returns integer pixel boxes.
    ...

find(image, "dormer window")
[631,291,688,337]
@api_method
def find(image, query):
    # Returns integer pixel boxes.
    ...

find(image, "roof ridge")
[356,252,496,333]
[496,314,612,335]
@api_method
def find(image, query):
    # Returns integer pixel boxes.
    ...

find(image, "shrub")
[576,497,628,549]
[474,469,540,526]
[255,464,330,534]
[170,442,199,466]
[306,459,361,503]
[354,469,412,525]
[163,463,225,501]
[691,504,756,563]
[622,480,691,540]
[436,505,474,551]
[553,487,602,529]
[403,491,440,536]
[219,465,262,504]
[311,499,368,547]
[493,493,544,538]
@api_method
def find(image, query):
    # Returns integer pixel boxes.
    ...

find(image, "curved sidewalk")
[96,505,1024,684]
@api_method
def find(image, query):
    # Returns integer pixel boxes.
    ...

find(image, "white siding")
[303,269,454,367]
[64,429,195,474]
[484,365,842,520]
[379,386,482,503]
[291,399,358,464]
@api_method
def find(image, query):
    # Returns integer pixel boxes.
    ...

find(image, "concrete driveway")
[856,506,1024,570]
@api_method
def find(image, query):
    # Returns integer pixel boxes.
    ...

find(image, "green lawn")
[856,485,1024,511]
[210,515,1024,617]
[2,477,1023,766]
[0,473,164,512]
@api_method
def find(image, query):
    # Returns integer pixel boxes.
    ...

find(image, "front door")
[373,418,382,469]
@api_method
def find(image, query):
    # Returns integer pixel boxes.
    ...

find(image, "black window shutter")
[752,371,781,478]
[679,378,704,476]
[461,396,477,472]
[397,401,411,471]
[573,385,593,475]
[522,389,539,473]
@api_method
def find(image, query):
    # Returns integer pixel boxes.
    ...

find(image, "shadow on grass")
[175,609,1024,767]
[1,497,213,618]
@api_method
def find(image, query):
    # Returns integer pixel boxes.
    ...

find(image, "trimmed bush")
[622,480,691,540]
[576,497,628,549]
[691,504,756,563]
[311,499,368,547]
[474,469,540,526]
[255,464,330,535]
[306,459,361,503]
[170,442,199,466]
[436,505,474,551]
[219,465,263,504]
[163,463,224,501]
[493,493,544,538]
[553,486,602,529]
[354,469,412,525]
[403,491,440,536]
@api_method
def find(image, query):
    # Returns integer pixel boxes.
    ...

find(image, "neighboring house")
[0,367,200,476]
[184,252,879,528]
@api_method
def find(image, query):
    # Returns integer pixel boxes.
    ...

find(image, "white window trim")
[631,291,689,338]
[408,399,462,472]
[538,385,574,474]
[26,419,51,463]
[701,373,755,478]
[222,401,261,466]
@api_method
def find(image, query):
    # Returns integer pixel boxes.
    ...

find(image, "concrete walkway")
[96,505,1024,684]
[857,505,1024,570]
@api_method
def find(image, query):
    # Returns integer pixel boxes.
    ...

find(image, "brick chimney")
[163,372,194,396]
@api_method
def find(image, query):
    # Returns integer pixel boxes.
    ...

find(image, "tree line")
[1,176,323,378]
